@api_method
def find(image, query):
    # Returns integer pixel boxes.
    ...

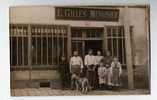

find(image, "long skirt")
[106,67,112,86]
[94,65,99,89]
[71,65,81,76]
[111,67,121,86]
[71,65,81,89]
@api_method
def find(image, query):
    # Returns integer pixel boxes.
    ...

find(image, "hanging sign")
[55,7,119,21]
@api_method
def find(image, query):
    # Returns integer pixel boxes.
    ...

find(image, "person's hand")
[119,73,122,77]
[70,70,72,74]
[87,66,90,70]
[93,66,96,71]
[80,68,83,73]
[106,65,109,68]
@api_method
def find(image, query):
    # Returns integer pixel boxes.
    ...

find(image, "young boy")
[98,62,107,90]
[58,56,70,89]
[110,57,122,90]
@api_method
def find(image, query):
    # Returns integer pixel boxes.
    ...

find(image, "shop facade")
[10,6,150,89]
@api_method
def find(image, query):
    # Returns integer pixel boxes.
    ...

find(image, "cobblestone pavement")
[11,88,150,96]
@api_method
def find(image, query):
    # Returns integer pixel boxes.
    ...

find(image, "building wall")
[9,6,149,67]
[10,6,150,89]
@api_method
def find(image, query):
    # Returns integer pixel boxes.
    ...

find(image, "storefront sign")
[55,7,119,21]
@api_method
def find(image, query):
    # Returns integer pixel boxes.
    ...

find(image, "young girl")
[95,50,104,89]
[98,62,107,90]
[110,57,122,90]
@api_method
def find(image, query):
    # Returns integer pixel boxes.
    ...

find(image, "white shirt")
[110,62,122,76]
[84,54,95,66]
[95,55,104,65]
[70,56,84,69]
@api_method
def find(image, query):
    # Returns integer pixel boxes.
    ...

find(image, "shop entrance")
[71,27,103,57]
[85,40,102,55]
[71,26,126,66]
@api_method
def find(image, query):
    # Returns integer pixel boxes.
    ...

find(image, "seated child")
[98,62,107,90]
[110,57,122,90]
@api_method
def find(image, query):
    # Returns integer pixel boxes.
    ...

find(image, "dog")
[75,76,90,94]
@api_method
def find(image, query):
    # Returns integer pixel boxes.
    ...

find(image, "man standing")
[84,49,96,89]
[69,51,84,90]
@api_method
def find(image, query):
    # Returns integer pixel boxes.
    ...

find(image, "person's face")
[106,51,110,56]
[99,63,104,67]
[73,51,78,56]
[61,56,66,61]
[97,51,101,55]
[113,58,118,62]
[88,50,93,55]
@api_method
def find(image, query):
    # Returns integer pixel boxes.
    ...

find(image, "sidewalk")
[11,88,150,96]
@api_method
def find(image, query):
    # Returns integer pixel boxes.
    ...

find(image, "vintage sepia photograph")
[10,3,150,96]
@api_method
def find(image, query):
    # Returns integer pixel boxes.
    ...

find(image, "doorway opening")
[85,40,102,55]
[71,27,103,57]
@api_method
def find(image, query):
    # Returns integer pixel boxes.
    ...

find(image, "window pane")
[18,37,23,66]
[48,37,52,65]
[24,37,28,65]
[37,38,41,65]
[113,38,117,57]
[10,24,68,67]
[118,38,123,63]
[42,37,47,65]
[107,26,126,65]
[11,37,17,66]
[32,37,36,65]
[53,37,57,64]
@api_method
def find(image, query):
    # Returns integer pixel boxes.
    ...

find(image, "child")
[110,57,122,90]
[58,56,70,89]
[98,62,107,90]
[95,50,104,89]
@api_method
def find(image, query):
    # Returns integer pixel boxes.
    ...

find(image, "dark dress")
[103,56,113,68]
[86,65,96,89]
[58,61,70,89]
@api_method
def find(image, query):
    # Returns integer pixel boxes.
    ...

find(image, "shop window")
[10,24,68,70]
[106,26,126,65]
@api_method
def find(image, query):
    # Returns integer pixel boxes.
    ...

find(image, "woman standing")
[103,51,113,89]
[110,57,122,90]
[58,56,70,89]
[70,51,84,90]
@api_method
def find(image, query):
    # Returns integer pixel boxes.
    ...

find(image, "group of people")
[58,49,122,91]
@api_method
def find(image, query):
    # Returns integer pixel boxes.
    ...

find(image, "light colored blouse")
[70,56,84,68]
[110,62,122,76]
[84,54,95,66]
[95,55,104,65]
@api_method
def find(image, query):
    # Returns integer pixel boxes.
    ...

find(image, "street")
[11,88,150,96]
